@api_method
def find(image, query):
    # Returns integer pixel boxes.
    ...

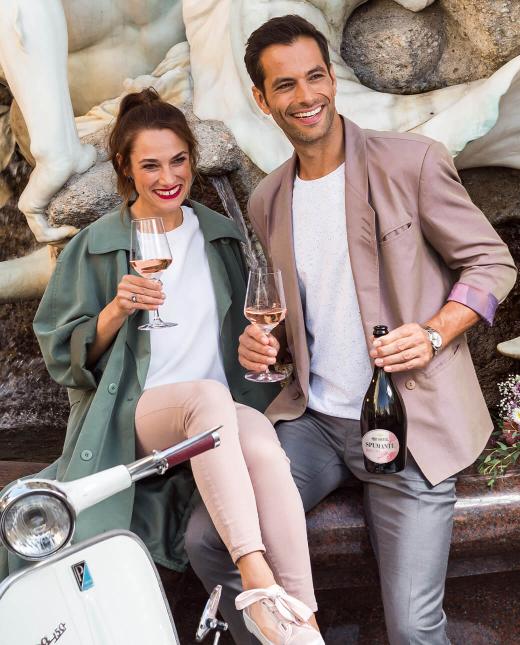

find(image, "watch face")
[431,331,442,348]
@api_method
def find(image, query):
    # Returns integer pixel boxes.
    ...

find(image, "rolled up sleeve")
[447,282,498,326]
[418,142,517,325]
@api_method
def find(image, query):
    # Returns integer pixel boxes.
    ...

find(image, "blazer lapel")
[269,154,310,397]
[343,118,380,346]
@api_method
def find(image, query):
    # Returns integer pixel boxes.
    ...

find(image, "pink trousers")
[135,379,317,611]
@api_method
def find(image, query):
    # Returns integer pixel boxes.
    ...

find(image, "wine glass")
[130,217,177,330]
[244,268,287,383]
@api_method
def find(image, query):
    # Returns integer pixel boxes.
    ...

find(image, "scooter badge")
[72,561,94,591]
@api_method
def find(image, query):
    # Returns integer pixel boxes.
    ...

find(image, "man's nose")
[293,80,315,105]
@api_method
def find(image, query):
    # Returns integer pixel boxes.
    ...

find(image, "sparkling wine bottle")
[360,325,407,474]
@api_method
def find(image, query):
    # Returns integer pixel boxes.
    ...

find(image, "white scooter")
[0,427,229,645]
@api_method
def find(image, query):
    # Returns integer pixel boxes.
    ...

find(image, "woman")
[28,89,322,645]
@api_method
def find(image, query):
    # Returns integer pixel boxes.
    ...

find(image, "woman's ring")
[131,294,138,304]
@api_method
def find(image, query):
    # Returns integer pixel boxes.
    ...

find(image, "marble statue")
[0,0,185,243]
[1,0,520,303]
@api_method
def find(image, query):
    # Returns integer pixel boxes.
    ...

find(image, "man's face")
[253,36,337,145]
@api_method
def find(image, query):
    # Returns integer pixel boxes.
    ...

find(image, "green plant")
[478,374,520,487]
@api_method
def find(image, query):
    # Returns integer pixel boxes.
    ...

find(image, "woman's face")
[129,128,192,219]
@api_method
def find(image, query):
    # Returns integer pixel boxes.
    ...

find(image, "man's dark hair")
[244,15,331,93]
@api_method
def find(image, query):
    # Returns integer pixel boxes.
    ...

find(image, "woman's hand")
[111,275,165,318]
[86,275,165,367]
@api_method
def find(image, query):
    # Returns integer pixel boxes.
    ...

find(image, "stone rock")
[0,83,12,106]
[342,0,445,93]
[461,167,519,407]
[0,106,15,172]
[441,0,520,66]
[47,161,121,229]
[459,166,520,227]
[9,99,34,167]
[342,0,520,93]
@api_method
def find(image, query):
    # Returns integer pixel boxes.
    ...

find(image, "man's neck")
[295,113,345,180]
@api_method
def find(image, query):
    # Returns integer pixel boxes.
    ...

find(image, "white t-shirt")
[144,206,228,390]
[292,163,373,419]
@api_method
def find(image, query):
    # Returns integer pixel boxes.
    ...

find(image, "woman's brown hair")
[108,88,198,209]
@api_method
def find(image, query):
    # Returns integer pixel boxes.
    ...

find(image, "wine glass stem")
[264,331,273,373]
[151,277,162,322]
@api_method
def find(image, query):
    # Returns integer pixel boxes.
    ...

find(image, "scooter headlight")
[0,481,75,560]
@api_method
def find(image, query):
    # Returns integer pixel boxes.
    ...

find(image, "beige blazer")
[248,117,517,485]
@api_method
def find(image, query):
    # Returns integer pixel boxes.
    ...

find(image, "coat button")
[405,379,416,390]
[81,449,93,461]
[108,383,118,394]
[221,238,230,245]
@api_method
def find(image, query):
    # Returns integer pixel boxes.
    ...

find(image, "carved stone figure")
[0,0,185,243]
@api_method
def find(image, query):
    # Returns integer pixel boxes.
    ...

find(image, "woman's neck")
[130,200,184,231]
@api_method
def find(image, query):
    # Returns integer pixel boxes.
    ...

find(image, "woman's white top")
[292,163,373,419]
[143,206,228,390]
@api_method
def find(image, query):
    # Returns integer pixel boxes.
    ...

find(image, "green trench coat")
[0,200,278,580]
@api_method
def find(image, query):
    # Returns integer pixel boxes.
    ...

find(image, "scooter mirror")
[196,585,228,643]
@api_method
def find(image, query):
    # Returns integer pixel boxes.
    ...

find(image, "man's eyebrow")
[306,65,327,76]
[271,75,296,88]
[271,66,327,87]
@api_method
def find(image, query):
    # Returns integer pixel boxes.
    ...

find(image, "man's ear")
[252,85,271,116]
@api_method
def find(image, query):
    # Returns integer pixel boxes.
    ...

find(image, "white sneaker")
[235,584,325,645]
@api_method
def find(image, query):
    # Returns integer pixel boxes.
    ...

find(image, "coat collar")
[87,199,244,254]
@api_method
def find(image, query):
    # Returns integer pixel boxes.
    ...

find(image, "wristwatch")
[423,326,443,357]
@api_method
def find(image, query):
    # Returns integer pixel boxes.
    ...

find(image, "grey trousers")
[185,408,457,644]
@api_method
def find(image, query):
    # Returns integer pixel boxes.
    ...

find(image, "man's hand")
[370,323,433,373]
[238,324,280,372]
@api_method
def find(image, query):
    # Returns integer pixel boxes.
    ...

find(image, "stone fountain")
[0,1,519,642]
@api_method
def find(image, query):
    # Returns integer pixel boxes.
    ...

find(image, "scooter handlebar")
[128,426,222,483]
[164,428,221,468]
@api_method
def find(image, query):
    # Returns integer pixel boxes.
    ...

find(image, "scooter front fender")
[0,530,180,645]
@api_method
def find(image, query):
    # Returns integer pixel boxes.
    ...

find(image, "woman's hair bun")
[118,87,161,119]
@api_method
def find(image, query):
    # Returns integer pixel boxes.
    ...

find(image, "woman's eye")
[143,165,157,171]
[172,157,187,165]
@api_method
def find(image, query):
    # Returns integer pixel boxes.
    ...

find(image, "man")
[185,15,517,644]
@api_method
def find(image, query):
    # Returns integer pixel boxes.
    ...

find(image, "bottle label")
[362,429,400,464]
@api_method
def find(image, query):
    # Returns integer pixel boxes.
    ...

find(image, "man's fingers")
[244,323,271,343]
[240,358,269,372]
[377,348,422,366]
[384,359,420,373]
[240,330,277,357]
[239,349,276,366]
[370,336,416,359]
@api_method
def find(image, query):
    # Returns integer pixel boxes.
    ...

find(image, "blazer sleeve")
[418,141,517,325]
[33,234,106,390]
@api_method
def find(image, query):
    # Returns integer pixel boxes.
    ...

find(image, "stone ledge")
[307,468,520,590]
[2,461,519,592]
